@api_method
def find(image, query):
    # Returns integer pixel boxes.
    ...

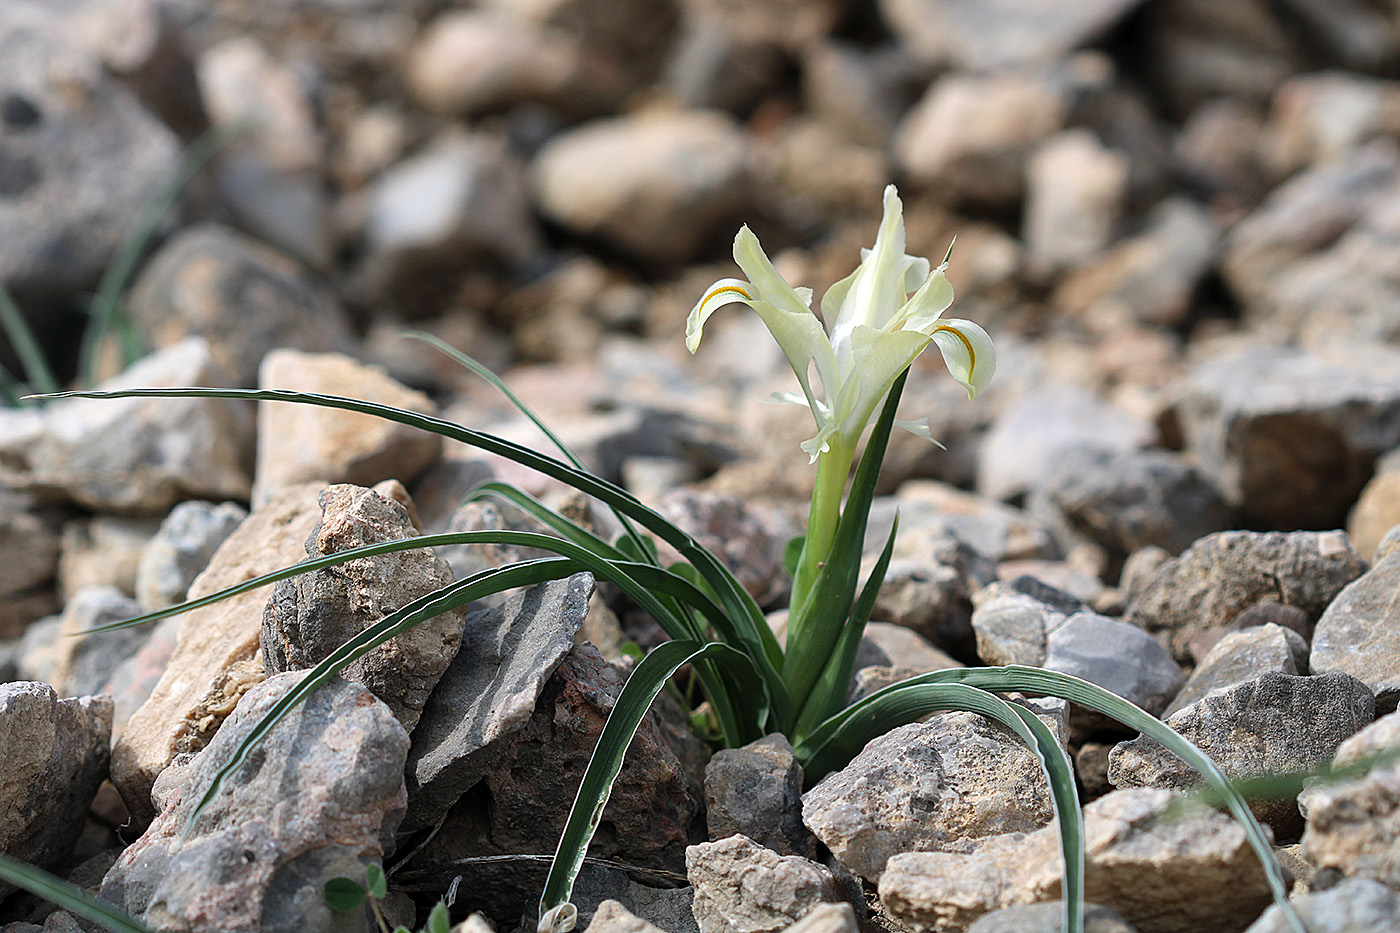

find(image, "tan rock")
[1347,470,1400,563]
[253,350,443,507]
[109,483,325,825]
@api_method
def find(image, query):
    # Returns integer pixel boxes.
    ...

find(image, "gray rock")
[1312,550,1400,710]
[967,902,1138,933]
[45,586,147,699]
[1298,708,1400,887]
[687,835,840,933]
[1187,600,1313,665]
[879,788,1274,933]
[865,536,997,658]
[531,110,753,266]
[659,490,799,610]
[802,704,1065,883]
[98,672,409,933]
[261,484,465,734]
[860,622,963,675]
[666,16,789,115]
[1175,344,1400,529]
[1042,612,1184,717]
[23,338,254,514]
[1166,624,1309,716]
[894,71,1069,209]
[970,586,1072,668]
[126,224,356,388]
[1109,671,1374,834]
[403,573,593,832]
[880,0,1145,71]
[136,501,248,611]
[1124,530,1365,663]
[867,484,1061,566]
[404,644,705,886]
[1222,140,1400,311]
[1243,878,1400,933]
[1023,130,1129,279]
[100,615,182,738]
[705,734,815,859]
[361,131,540,294]
[0,488,60,601]
[0,4,179,302]
[977,385,1155,504]
[1029,446,1231,563]
[0,683,112,897]
[778,902,858,933]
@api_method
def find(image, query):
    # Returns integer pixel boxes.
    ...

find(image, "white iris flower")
[686,185,995,462]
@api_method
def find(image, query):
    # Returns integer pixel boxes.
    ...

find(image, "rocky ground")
[6,0,1400,932]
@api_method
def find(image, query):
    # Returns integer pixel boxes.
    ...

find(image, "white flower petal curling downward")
[686,184,995,461]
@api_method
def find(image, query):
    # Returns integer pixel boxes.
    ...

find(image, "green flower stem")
[789,437,854,625]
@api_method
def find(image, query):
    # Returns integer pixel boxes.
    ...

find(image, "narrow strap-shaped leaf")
[464,482,630,562]
[783,372,907,719]
[791,513,899,741]
[185,557,583,834]
[795,680,1084,933]
[405,331,656,565]
[0,284,58,396]
[538,639,760,933]
[0,854,152,933]
[27,386,791,727]
[803,665,1305,933]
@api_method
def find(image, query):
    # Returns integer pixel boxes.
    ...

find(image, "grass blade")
[0,854,151,933]
[0,283,59,395]
[538,639,760,933]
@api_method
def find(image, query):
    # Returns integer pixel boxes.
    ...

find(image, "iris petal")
[930,319,997,399]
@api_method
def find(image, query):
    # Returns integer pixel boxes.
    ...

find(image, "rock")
[1221,140,1400,310]
[1243,878,1400,933]
[197,37,330,267]
[361,130,540,293]
[705,734,815,859]
[1347,460,1400,561]
[407,10,609,117]
[1312,550,1400,710]
[1299,709,1400,888]
[868,483,1062,566]
[136,501,248,610]
[1124,530,1364,663]
[404,643,705,888]
[1053,197,1221,328]
[403,573,593,832]
[584,900,673,933]
[879,788,1275,933]
[1023,130,1129,279]
[970,585,1076,668]
[1028,446,1231,565]
[1264,73,1400,176]
[977,385,1155,503]
[880,0,1146,71]
[126,224,356,388]
[0,683,111,897]
[0,4,179,302]
[802,703,1065,883]
[1176,343,1400,529]
[253,350,442,506]
[0,488,59,602]
[778,902,858,933]
[111,483,325,826]
[664,17,788,115]
[894,71,1069,209]
[1165,624,1309,716]
[98,671,409,933]
[860,622,963,674]
[45,586,147,699]
[531,110,753,266]
[967,902,1138,933]
[864,537,996,657]
[1109,671,1374,834]
[686,835,841,933]
[23,338,254,514]
[56,515,160,603]
[658,490,799,610]
[799,42,908,146]
[1042,612,1184,717]
[100,615,182,739]
[261,484,464,733]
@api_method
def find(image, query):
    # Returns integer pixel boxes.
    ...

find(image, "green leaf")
[425,900,452,933]
[0,854,153,933]
[782,535,804,578]
[365,862,388,900]
[324,877,368,912]
[539,640,760,931]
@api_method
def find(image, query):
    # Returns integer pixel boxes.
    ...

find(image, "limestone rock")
[1109,672,1374,834]
[98,672,409,933]
[57,514,160,603]
[254,350,442,506]
[705,734,815,859]
[1165,624,1309,716]
[1311,550,1400,710]
[967,902,1138,933]
[1042,612,1184,717]
[111,484,325,825]
[0,683,111,897]
[1243,878,1400,933]
[0,488,60,601]
[1023,130,1129,278]
[658,490,800,610]
[136,501,248,611]
[879,788,1275,933]
[403,574,594,832]
[1124,530,1364,663]
[687,835,840,933]
[45,586,147,699]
